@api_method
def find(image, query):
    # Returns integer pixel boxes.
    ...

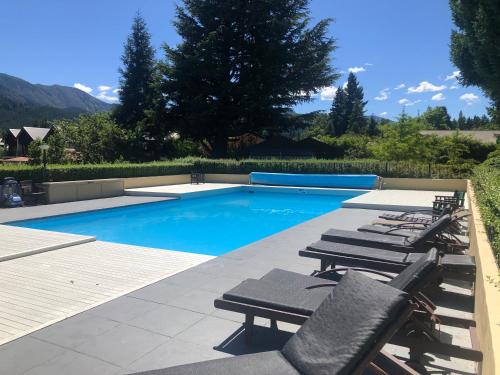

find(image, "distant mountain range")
[0,73,114,129]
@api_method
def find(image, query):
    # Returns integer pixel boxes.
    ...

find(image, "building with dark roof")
[5,127,52,156]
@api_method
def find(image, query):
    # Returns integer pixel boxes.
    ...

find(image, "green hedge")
[0,162,193,182]
[472,157,500,261]
[0,158,473,183]
[192,158,472,179]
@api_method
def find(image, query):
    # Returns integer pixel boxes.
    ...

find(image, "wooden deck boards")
[0,241,213,345]
[0,225,95,261]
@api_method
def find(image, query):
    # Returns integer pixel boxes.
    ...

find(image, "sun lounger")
[378,206,468,224]
[321,215,453,252]
[214,250,480,363]
[130,271,417,375]
[299,240,475,277]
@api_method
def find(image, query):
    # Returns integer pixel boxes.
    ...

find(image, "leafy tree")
[421,106,452,129]
[344,72,367,133]
[370,113,433,161]
[53,113,126,163]
[162,0,337,157]
[450,0,500,124]
[27,133,66,165]
[46,129,66,163]
[329,88,349,136]
[114,14,157,132]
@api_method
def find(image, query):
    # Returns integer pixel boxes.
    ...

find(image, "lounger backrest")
[281,270,408,375]
[408,214,452,247]
[388,248,439,293]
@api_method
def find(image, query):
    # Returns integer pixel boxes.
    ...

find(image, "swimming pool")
[11,188,365,256]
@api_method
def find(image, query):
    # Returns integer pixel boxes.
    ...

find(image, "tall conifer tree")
[344,72,367,133]
[162,0,337,157]
[115,14,156,132]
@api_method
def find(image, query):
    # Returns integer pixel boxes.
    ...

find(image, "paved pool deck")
[0,195,476,375]
[0,196,173,224]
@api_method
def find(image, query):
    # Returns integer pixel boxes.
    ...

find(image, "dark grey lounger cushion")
[388,249,438,292]
[223,276,332,316]
[322,214,452,249]
[127,351,300,375]
[306,240,475,273]
[307,240,409,263]
[282,270,408,375]
[322,228,410,247]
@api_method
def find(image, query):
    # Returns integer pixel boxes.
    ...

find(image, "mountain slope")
[0,73,114,129]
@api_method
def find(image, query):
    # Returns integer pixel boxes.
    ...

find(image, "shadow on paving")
[213,325,293,356]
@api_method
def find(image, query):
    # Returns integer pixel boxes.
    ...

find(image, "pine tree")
[367,115,378,136]
[457,110,466,130]
[344,72,367,133]
[329,88,348,136]
[162,0,337,157]
[114,14,156,132]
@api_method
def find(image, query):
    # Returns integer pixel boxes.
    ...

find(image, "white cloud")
[348,66,366,73]
[431,93,446,101]
[393,83,406,90]
[398,98,421,106]
[364,63,373,66]
[73,83,92,94]
[96,92,119,103]
[319,86,338,101]
[342,81,348,89]
[449,85,459,90]
[374,88,390,101]
[112,88,121,94]
[379,112,388,116]
[445,70,460,81]
[407,81,446,93]
[460,93,479,105]
[98,85,112,92]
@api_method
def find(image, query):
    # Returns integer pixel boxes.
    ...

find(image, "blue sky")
[0,0,489,120]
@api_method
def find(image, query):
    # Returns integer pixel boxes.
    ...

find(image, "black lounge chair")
[321,215,456,253]
[299,239,475,278]
[129,271,418,375]
[215,250,480,364]
[374,207,469,227]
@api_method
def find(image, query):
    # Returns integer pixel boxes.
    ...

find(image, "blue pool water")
[11,190,362,256]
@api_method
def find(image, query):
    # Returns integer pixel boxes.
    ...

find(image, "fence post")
[428,163,432,178]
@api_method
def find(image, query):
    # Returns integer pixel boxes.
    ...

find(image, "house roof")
[8,129,21,138]
[21,127,51,141]
[420,130,500,144]
[297,137,335,153]
[248,135,313,157]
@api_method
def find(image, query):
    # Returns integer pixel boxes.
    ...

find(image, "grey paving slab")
[74,324,169,367]
[127,305,204,337]
[175,316,244,349]
[31,314,120,349]
[0,337,65,375]
[128,282,192,305]
[167,289,221,315]
[117,338,230,375]
[0,196,172,223]
[85,296,161,323]
[22,350,120,375]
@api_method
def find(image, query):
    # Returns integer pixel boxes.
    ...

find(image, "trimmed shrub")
[472,157,500,261]
[0,157,473,183]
